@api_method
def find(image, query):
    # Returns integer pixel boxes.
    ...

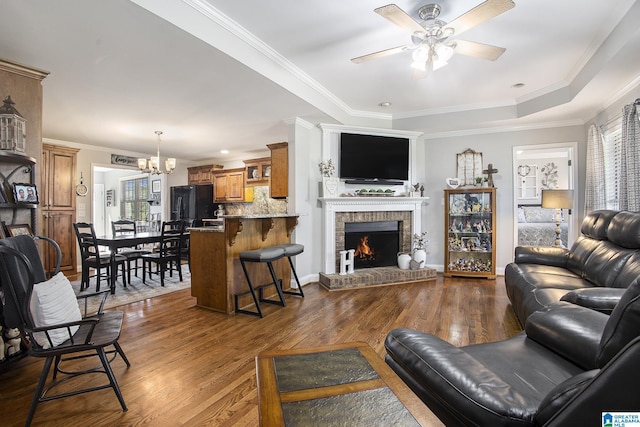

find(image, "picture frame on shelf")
[152,179,161,193]
[12,183,38,204]
[6,223,33,237]
[0,223,6,239]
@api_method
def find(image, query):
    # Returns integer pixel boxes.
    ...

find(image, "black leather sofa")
[384,278,640,426]
[505,210,640,326]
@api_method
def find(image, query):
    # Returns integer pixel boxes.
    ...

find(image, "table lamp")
[541,189,574,247]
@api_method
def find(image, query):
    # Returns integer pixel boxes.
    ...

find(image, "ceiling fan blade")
[454,39,506,61]
[374,4,425,34]
[444,0,515,37]
[351,45,407,64]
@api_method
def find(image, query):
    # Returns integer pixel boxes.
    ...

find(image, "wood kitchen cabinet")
[243,157,271,186]
[41,144,78,273]
[42,210,76,273]
[213,168,245,202]
[42,144,77,211]
[267,142,288,199]
[188,164,223,185]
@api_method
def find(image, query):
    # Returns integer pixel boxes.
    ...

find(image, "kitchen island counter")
[189,214,300,313]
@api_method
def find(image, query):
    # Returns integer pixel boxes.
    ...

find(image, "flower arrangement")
[319,159,335,177]
[413,231,429,250]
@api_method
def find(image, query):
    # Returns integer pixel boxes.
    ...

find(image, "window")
[121,177,149,221]
[601,118,622,210]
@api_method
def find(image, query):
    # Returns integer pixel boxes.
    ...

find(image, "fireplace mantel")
[320,197,429,274]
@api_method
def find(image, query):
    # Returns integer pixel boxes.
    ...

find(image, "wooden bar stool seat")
[236,246,286,317]
[272,243,304,297]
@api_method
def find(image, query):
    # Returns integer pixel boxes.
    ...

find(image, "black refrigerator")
[170,184,214,226]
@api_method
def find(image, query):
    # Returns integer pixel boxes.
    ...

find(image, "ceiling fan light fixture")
[435,42,455,62]
[411,46,429,70]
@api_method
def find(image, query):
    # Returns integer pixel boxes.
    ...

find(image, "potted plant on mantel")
[319,159,338,197]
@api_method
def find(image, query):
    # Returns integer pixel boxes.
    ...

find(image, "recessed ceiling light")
[220,149,229,154]
[512,83,525,88]
[378,101,392,107]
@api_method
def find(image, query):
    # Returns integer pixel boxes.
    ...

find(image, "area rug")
[72,267,191,312]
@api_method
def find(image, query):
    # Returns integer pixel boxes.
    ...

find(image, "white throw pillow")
[30,272,82,349]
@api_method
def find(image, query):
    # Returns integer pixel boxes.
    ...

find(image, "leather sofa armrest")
[514,246,569,267]
[560,288,627,315]
[535,370,598,426]
[525,303,608,370]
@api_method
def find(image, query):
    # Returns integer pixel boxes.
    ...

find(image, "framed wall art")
[456,149,483,186]
[152,179,161,193]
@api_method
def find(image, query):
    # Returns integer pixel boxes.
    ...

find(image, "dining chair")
[0,234,130,426]
[111,219,152,283]
[73,222,128,292]
[141,220,185,286]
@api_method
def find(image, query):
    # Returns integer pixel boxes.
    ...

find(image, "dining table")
[95,231,163,293]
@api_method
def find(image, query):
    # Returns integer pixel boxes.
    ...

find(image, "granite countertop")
[219,213,300,219]
[188,226,224,232]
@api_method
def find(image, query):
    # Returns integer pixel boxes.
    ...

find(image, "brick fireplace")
[320,197,427,274]
[338,212,411,271]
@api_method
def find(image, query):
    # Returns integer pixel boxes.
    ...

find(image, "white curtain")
[585,123,606,213]
[619,101,640,211]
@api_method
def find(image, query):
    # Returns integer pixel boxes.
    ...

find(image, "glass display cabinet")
[444,187,496,279]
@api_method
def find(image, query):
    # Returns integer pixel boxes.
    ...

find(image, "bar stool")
[272,243,305,297]
[236,246,286,317]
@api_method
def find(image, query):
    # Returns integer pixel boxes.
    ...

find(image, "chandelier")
[138,131,176,175]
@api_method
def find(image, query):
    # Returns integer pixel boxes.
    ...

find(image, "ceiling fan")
[351,0,515,75]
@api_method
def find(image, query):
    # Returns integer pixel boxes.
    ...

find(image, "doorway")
[512,142,577,250]
[92,165,145,236]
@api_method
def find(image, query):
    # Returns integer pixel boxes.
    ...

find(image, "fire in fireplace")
[344,221,400,269]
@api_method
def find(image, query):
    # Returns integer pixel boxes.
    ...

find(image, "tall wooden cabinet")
[444,187,496,279]
[267,142,288,199]
[41,144,78,273]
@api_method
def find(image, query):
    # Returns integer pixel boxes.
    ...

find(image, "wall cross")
[483,163,498,187]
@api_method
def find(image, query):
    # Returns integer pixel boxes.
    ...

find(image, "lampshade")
[541,189,574,209]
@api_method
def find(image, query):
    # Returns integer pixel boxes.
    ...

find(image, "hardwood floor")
[0,275,521,426]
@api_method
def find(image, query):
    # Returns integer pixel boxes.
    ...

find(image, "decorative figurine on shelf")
[411,183,421,197]
[420,185,424,197]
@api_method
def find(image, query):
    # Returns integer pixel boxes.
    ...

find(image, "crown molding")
[0,57,49,80]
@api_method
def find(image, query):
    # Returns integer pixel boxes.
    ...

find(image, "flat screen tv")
[339,133,409,183]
